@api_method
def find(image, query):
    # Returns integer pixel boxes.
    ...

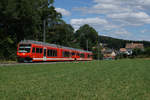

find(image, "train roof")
[19,40,92,53]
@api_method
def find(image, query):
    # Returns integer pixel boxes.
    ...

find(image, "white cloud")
[74,0,132,14]
[55,8,71,16]
[70,17,117,31]
[71,17,108,26]
[141,29,150,34]
[141,29,147,33]
[93,4,131,14]
[112,29,130,35]
[105,28,133,40]
[107,12,150,26]
[73,0,150,26]
[92,0,150,13]
[73,3,131,15]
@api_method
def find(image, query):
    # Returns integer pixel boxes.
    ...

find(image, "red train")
[17,40,93,62]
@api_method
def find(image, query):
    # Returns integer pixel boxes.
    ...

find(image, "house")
[125,43,144,55]
[125,43,144,50]
[102,48,116,60]
[120,48,131,55]
[120,48,127,52]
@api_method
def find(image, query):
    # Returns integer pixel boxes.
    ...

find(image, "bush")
[144,47,150,56]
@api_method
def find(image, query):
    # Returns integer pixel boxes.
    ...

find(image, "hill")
[99,35,150,49]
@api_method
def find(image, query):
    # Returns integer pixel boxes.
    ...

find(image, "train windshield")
[18,44,31,53]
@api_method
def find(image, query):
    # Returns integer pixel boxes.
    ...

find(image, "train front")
[17,43,32,62]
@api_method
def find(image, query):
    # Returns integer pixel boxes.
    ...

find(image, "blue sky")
[54,0,150,41]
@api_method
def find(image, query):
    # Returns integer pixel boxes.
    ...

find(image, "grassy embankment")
[0,59,150,100]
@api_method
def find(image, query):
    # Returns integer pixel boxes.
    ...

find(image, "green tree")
[144,47,150,56]
[47,23,75,47]
[132,48,144,57]
[75,24,98,51]
[0,0,62,60]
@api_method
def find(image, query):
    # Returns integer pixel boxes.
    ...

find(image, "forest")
[0,0,150,60]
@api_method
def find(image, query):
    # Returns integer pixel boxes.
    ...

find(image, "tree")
[132,48,144,57]
[47,23,75,47]
[144,47,150,56]
[75,24,98,51]
[0,0,62,60]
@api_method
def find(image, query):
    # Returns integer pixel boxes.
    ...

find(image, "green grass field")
[0,59,150,100]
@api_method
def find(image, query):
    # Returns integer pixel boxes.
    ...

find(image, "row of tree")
[131,48,150,58]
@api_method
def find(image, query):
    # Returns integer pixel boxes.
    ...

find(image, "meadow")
[0,59,150,100]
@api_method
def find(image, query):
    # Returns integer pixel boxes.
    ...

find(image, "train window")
[88,54,92,58]
[47,49,57,57]
[32,48,35,53]
[40,48,43,53]
[24,48,30,53]
[76,53,80,56]
[47,49,50,56]
[19,45,31,53]
[36,48,40,53]
[80,53,85,58]
[19,44,31,47]
[87,54,89,58]
[53,50,57,57]
[44,49,46,56]
[90,55,92,58]
[63,51,70,57]
[72,52,75,56]
[47,50,50,56]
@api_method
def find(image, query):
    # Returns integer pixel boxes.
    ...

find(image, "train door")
[43,48,47,61]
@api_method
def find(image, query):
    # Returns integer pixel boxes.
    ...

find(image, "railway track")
[0,61,87,66]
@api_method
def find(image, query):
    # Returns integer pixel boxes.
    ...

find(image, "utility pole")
[98,36,100,61]
[87,40,88,51]
[43,19,46,43]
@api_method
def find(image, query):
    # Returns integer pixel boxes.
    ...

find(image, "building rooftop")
[120,48,127,52]
[125,43,144,49]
